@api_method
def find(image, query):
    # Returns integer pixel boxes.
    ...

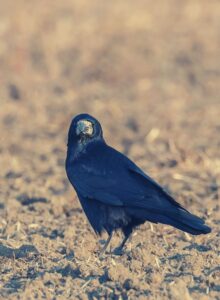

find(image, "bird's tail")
[165,208,211,235]
[127,207,211,235]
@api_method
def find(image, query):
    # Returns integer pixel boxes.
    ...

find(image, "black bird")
[65,113,211,255]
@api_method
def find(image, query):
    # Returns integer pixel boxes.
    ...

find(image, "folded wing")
[72,145,185,215]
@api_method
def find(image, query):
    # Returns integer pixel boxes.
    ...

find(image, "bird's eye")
[76,120,94,136]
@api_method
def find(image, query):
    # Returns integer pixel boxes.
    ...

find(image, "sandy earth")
[0,0,220,299]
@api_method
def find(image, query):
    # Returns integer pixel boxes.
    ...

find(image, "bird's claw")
[98,248,106,258]
[113,246,124,256]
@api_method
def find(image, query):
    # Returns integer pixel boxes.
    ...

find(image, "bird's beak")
[76,120,93,136]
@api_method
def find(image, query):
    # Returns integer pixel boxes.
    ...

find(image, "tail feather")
[126,207,211,235]
[167,208,211,235]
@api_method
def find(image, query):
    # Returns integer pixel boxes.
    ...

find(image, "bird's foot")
[98,248,107,258]
[113,246,124,256]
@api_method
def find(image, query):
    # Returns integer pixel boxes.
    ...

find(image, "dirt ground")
[0,0,220,299]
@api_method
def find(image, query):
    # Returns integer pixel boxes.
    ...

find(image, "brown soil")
[0,1,219,299]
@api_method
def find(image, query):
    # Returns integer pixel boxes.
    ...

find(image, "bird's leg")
[99,232,113,256]
[116,235,129,251]
[113,227,132,255]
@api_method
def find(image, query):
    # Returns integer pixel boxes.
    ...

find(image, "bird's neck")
[67,138,105,163]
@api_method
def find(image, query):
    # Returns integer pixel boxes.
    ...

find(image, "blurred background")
[0,1,219,299]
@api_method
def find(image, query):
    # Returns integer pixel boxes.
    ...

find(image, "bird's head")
[67,114,103,148]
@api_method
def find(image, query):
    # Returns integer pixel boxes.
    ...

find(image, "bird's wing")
[72,145,184,213]
[127,163,184,210]
[71,162,123,206]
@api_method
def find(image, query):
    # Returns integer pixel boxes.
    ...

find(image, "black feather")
[66,114,211,253]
